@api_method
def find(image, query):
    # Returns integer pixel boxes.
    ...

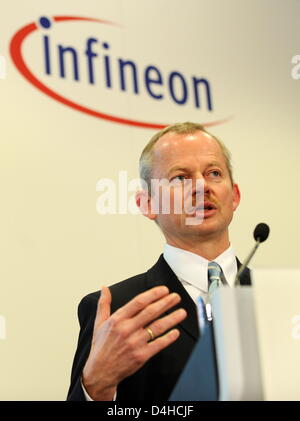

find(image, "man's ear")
[232,183,241,211]
[135,190,157,220]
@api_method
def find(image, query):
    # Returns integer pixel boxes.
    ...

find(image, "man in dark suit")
[67,122,249,401]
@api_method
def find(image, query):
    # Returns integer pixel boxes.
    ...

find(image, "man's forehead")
[152,130,222,159]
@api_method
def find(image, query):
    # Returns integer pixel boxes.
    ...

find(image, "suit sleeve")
[66,292,99,401]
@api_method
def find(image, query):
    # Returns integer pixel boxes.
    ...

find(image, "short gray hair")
[139,122,233,190]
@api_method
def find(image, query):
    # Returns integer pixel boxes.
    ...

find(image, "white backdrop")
[0,0,300,400]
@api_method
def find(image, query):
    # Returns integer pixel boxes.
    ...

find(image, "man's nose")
[191,175,208,196]
[204,179,210,194]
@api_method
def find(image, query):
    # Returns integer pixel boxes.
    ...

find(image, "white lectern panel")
[252,268,300,401]
[211,287,263,401]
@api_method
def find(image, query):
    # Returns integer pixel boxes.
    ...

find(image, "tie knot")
[208,261,222,279]
[207,261,222,293]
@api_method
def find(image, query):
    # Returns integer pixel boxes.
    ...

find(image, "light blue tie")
[207,261,223,295]
[206,262,224,322]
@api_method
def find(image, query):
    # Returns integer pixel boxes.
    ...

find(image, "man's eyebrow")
[206,161,223,168]
[167,166,191,176]
[167,161,224,176]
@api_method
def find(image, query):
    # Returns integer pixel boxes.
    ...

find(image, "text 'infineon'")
[10,15,221,129]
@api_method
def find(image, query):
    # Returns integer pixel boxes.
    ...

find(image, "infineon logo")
[10,16,227,129]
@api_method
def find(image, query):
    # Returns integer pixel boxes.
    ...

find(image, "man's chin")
[184,211,217,227]
[184,217,220,234]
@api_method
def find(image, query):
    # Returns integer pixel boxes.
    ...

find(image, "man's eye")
[209,170,221,178]
[170,175,187,183]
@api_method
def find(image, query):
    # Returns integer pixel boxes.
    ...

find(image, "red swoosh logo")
[10,16,232,129]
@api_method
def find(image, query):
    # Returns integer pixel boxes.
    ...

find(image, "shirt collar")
[163,243,237,292]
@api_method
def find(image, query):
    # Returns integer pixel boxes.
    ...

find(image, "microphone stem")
[235,240,260,286]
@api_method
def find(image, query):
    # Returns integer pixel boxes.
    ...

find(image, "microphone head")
[254,223,270,243]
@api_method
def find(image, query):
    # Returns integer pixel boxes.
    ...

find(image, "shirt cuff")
[81,378,117,401]
[81,378,94,401]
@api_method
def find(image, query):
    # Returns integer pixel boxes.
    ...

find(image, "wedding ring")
[145,327,155,342]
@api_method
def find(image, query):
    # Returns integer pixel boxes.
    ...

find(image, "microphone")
[234,223,270,286]
[253,223,270,243]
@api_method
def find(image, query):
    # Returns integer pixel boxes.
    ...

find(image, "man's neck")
[165,235,230,261]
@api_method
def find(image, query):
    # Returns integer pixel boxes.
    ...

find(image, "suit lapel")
[146,255,200,341]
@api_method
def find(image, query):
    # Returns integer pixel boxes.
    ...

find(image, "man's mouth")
[192,201,217,211]
[188,200,217,217]
[203,201,216,211]
[190,201,217,218]
[185,201,217,217]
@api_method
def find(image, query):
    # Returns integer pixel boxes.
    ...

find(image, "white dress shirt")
[163,243,238,304]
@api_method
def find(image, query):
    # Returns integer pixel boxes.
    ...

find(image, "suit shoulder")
[109,272,149,310]
[77,291,100,327]
[78,290,100,312]
[78,271,149,318]
[110,271,148,293]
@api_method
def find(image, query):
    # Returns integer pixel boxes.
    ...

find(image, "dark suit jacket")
[67,254,251,401]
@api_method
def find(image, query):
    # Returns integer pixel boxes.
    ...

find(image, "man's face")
[146,130,240,245]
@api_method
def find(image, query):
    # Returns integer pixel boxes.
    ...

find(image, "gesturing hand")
[82,285,187,400]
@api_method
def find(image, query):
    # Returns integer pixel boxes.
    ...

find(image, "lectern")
[170,268,300,401]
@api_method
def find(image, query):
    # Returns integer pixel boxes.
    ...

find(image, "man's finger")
[113,286,169,320]
[145,329,181,359]
[144,308,187,342]
[95,286,112,326]
[129,292,182,332]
